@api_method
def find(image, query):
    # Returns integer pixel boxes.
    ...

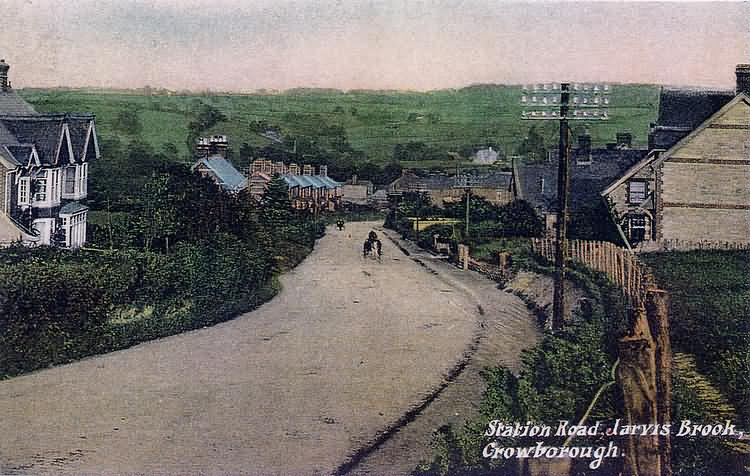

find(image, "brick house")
[601,65,750,249]
[247,160,342,210]
[0,59,98,248]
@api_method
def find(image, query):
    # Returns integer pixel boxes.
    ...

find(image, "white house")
[472,146,499,165]
[0,59,98,248]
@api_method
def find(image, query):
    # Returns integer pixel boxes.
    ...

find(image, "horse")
[363,237,382,261]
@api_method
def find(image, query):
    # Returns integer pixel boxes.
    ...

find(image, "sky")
[2,0,748,92]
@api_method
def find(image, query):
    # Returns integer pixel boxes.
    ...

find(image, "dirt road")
[0,222,537,476]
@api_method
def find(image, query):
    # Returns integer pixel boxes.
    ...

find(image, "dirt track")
[0,222,538,475]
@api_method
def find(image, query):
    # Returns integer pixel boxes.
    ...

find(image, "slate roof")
[0,114,96,166]
[195,156,248,193]
[59,202,89,215]
[0,90,37,116]
[281,174,342,189]
[649,87,734,150]
[515,148,648,214]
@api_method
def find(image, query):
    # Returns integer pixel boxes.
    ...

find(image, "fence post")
[617,307,662,476]
[458,244,469,270]
[646,288,672,476]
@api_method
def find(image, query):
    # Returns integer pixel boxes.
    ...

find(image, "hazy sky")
[2,0,748,91]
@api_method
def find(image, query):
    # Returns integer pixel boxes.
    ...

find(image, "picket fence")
[531,238,655,307]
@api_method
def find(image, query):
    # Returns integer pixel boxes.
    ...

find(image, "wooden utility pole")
[465,188,470,236]
[552,83,571,331]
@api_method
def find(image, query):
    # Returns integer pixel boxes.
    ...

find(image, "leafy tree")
[517,125,547,161]
[497,200,544,237]
[259,175,293,232]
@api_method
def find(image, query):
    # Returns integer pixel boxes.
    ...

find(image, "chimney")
[303,164,313,176]
[351,174,358,184]
[319,165,328,177]
[736,64,750,96]
[577,133,592,164]
[0,59,10,92]
[616,132,633,149]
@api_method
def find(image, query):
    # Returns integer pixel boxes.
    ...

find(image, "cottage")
[512,133,648,235]
[0,59,98,248]
[602,64,750,249]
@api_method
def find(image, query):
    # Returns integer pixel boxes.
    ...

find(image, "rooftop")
[195,156,248,193]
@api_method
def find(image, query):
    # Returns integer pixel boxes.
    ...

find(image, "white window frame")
[18,177,30,206]
[628,181,647,204]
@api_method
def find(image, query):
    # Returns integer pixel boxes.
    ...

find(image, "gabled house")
[0,59,99,248]
[602,64,750,249]
[193,155,248,194]
[512,133,648,235]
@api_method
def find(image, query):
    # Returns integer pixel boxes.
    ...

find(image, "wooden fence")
[531,238,655,308]
[531,237,673,476]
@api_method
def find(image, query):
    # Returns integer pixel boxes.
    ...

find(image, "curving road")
[0,222,497,475]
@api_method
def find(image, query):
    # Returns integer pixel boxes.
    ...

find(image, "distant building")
[602,65,750,249]
[341,175,374,204]
[388,170,513,207]
[0,59,98,248]
[193,155,247,194]
[472,146,500,165]
[248,160,342,210]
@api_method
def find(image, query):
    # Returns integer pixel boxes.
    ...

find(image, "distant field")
[21,85,659,166]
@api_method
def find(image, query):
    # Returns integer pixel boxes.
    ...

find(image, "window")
[64,166,76,195]
[79,163,88,197]
[33,170,48,202]
[18,177,30,205]
[629,215,647,243]
[628,181,647,204]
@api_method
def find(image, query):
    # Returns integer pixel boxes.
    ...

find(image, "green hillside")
[20,84,659,167]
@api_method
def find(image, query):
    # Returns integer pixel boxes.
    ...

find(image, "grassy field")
[641,250,750,425]
[21,84,659,166]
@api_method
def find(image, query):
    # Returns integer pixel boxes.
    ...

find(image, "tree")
[517,125,547,161]
[259,176,293,233]
[498,200,544,237]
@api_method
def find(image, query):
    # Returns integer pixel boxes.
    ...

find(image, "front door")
[629,215,646,244]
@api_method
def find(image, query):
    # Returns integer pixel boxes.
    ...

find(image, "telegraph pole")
[552,83,571,330]
[521,82,609,331]
[465,188,471,236]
